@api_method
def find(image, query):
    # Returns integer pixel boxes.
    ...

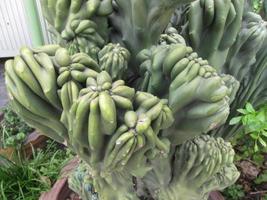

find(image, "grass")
[0,140,74,200]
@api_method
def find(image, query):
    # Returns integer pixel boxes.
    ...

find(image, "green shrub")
[223,184,245,200]
[0,104,33,148]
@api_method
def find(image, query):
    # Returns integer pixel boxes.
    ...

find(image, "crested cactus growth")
[141,135,239,200]
[5,0,267,199]
[177,0,244,70]
[223,12,267,80]
[98,43,130,80]
[137,43,238,144]
[40,0,111,57]
[172,136,239,192]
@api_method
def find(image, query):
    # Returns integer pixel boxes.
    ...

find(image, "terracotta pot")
[0,147,15,160]
[208,191,225,200]
[0,111,3,122]
[0,131,48,161]
[22,131,48,157]
[39,157,80,200]
[0,109,48,159]
[39,178,74,200]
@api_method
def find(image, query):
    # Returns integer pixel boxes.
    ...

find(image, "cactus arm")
[142,135,240,200]
[40,0,111,57]
[182,0,244,70]
[137,41,239,144]
[212,12,267,139]
[109,0,195,73]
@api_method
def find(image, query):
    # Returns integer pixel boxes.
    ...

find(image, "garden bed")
[0,139,74,200]
[0,105,48,160]
[223,158,267,200]
[0,104,74,200]
[39,157,80,200]
[22,131,48,157]
[0,130,48,159]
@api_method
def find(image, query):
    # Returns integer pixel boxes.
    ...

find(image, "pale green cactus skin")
[142,135,239,200]
[6,0,267,199]
[68,162,99,200]
[183,0,245,70]
[137,43,239,144]
[211,12,267,139]
[40,0,111,57]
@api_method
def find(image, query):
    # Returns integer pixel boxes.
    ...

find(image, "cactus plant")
[5,0,267,199]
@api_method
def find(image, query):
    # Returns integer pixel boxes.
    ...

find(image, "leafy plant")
[222,184,245,200]
[223,103,267,199]
[253,0,263,12]
[247,0,267,19]
[230,103,267,152]
[0,154,13,168]
[0,104,33,148]
[0,140,73,200]
[255,171,267,184]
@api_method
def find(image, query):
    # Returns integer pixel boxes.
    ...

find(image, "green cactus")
[142,135,240,200]
[40,0,111,57]
[5,0,267,199]
[69,161,99,200]
[137,43,238,144]
[182,0,245,70]
[98,43,130,80]
[212,12,267,139]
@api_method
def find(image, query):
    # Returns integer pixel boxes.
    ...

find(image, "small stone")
[239,160,259,180]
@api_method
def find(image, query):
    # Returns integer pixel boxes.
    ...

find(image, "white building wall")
[0,0,33,57]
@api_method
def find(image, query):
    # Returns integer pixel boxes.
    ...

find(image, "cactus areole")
[5,0,267,199]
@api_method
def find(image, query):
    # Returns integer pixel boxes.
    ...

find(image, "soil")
[235,158,267,199]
